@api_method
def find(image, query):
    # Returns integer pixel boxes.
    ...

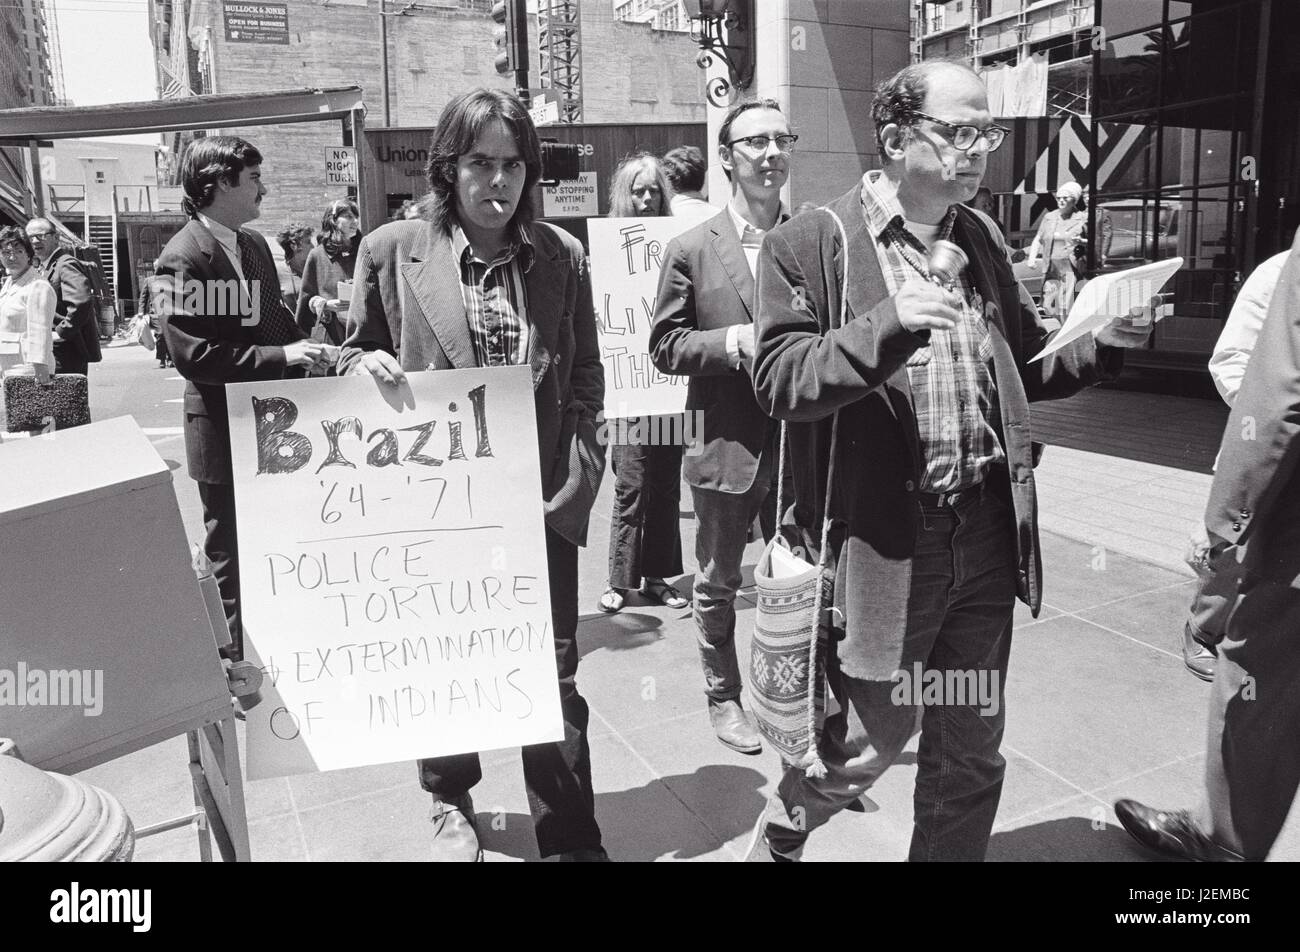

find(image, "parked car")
[1099,200,1180,265]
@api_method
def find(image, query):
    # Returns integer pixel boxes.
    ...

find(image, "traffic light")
[491,0,527,78]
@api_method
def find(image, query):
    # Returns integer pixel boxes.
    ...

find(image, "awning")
[0,86,365,142]
[1013,115,1154,195]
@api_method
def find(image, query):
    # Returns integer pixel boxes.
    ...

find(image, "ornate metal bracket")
[690,0,755,109]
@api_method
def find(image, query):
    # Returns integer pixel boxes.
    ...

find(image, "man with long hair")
[340,88,608,862]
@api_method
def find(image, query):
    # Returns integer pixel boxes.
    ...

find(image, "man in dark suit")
[746,62,1153,861]
[25,217,101,377]
[1115,235,1300,862]
[648,99,792,755]
[341,88,607,862]
[154,137,326,661]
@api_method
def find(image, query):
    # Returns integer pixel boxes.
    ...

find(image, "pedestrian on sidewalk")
[1026,181,1088,321]
[599,154,689,616]
[26,217,101,377]
[276,221,315,311]
[663,146,717,226]
[0,227,56,422]
[155,137,327,662]
[1115,232,1300,862]
[747,61,1154,861]
[1181,249,1290,680]
[296,198,361,350]
[341,88,609,863]
[649,99,793,755]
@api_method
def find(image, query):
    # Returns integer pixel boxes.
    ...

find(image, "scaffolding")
[537,0,583,123]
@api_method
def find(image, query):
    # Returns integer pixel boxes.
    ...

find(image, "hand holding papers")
[1030,257,1182,362]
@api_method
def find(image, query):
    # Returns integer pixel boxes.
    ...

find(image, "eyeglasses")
[726,134,799,153]
[909,112,1009,153]
[26,231,55,239]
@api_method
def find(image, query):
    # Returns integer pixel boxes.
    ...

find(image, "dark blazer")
[338,218,606,548]
[752,186,1122,679]
[648,209,776,493]
[155,219,306,485]
[42,248,101,364]
[294,234,359,345]
[1206,233,1300,587]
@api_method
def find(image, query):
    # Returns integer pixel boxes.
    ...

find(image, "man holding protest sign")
[648,99,792,754]
[340,88,608,862]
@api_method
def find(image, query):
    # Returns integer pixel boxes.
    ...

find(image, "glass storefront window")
[1097,30,1162,116]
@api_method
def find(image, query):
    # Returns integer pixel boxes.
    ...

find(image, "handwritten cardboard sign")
[226,367,562,779]
[588,217,694,418]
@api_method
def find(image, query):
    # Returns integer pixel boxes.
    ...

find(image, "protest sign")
[226,367,562,779]
[588,216,694,418]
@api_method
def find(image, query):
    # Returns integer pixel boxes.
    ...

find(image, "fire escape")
[537,0,584,123]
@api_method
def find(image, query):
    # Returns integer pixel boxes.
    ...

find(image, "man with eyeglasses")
[746,61,1154,861]
[25,217,101,378]
[649,98,795,754]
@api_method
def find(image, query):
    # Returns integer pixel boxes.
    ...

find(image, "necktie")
[236,230,300,346]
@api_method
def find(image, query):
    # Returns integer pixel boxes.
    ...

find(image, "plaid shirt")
[451,223,534,367]
[859,170,1004,493]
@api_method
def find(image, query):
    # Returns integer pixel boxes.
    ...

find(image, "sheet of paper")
[1030,257,1182,362]
[769,542,814,580]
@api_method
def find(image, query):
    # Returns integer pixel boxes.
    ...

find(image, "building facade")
[912,0,1300,370]
[915,0,1093,117]
[149,0,705,238]
[0,0,61,225]
[613,0,691,32]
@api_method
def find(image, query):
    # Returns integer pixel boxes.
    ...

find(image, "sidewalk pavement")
[75,362,1299,861]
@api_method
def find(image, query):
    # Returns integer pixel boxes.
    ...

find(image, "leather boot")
[709,698,762,754]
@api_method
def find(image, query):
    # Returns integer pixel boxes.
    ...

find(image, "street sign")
[529,99,560,127]
[325,146,358,186]
[542,171,598,218]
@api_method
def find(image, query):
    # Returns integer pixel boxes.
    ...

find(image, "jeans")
[607,427,684,589]
[690,471,771,701]
[1192,579,1300,860]
[764,489,1016,861]
[417,527,601,857]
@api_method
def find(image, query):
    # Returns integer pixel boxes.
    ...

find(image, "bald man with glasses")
[25,218,101,377]
[747,61,1154,862]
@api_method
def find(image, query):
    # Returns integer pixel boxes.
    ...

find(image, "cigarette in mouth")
[491,200,505,213]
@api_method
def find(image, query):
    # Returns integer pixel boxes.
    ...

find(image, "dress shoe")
[557,847,611,862]
[742,812,795,862]
[1114,799,1244,862]
[1183,627,1217,681]
[429,794,482,862]
[709,698,762,754]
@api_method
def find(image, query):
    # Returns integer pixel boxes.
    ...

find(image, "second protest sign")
[588,216,694,418]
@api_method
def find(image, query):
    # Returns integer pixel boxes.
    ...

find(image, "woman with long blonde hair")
[599,154,688,613]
